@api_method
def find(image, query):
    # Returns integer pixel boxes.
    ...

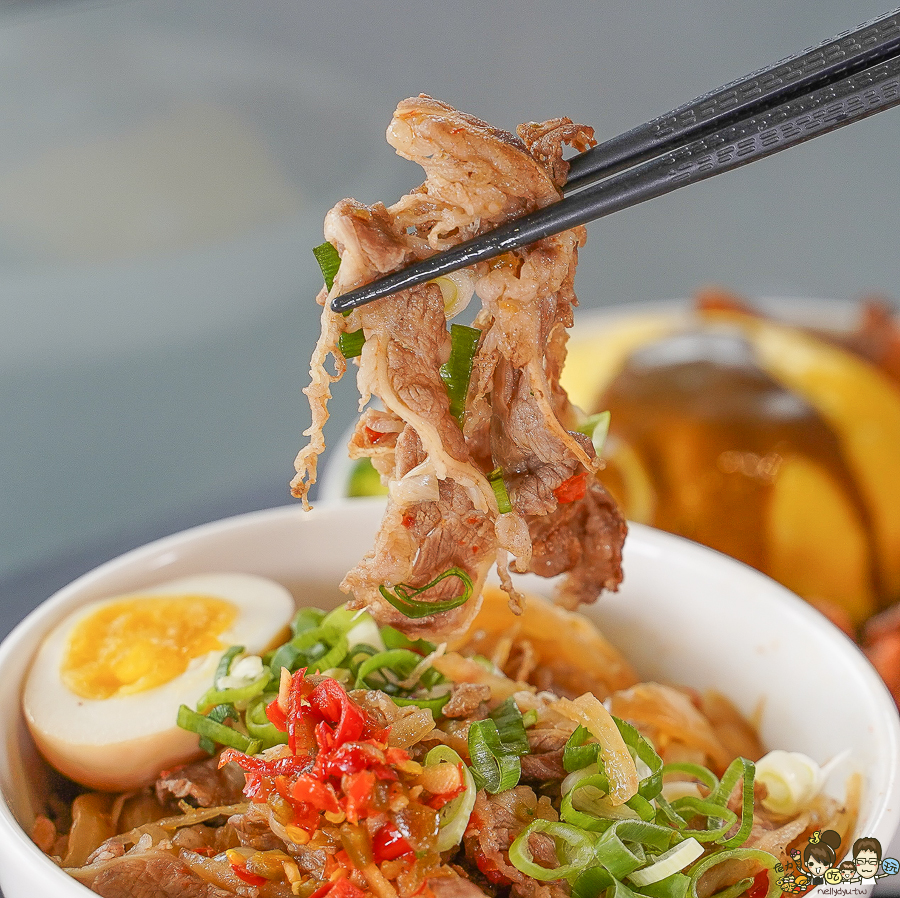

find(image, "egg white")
[22,573,294,791]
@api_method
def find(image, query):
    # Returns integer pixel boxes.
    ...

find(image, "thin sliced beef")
[82,852,234,898]
[155,756,246,809]
[462,787,567,898]
[442,683,491,719]
[293,95,625,639]
[429,870,492,898]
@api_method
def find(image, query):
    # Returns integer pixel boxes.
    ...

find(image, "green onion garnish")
[687,847,781,898]
[380,626,437,656]
[354,648,424,690]
[313,241,341,291]
[339,329,366,359]
[508,820,597,882]
[379,566,473,619]
[439,324,481,422]
[290,607,327,637]
[353,646,449,712]
[627,838,703,888]
[177,704,261,755]
[709,757,756,848]
[269,624,348,676]
[214,645,244,683]
[669,797,737,842]
[467,717,522,793]
[487,467,512,514]
[563,724,602,773]
[575,410,612,456]
[615,717,664,801]
[245,693,289,749]
[425,746,477,851]
[488,697,529,756]
[196,668,272,713]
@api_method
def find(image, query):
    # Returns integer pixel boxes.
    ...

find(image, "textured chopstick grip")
[331,49,900,313]
[564,8,900,189]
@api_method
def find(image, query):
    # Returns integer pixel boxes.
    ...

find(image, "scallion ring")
[425,746,477,851]
[439,324,481,422]
[508,820,596,882]
[379,567,473,619]
[177,704,261,755]
[468,718,521,793]
[313,241,341,292]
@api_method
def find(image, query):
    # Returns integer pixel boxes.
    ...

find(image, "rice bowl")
[0,499,897,896]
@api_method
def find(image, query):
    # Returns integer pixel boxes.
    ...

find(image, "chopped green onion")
[615,717,663,801]
[347,458,389,498]
[571,866,618,898]
[627,838,704,887]
[564,724,601,773]
[638,872,691,898]
[339,329,366,359]
[687,847,781,898]
[709,758,755,848]
[488,698,529,756]
[380,626,437,656]
[290,607,327,637]
[592,821,679,882]
[392,687,452,714]
[379,566,473,619]
[245,693,289,749]
[439,324,481,422]
[467,718,521,793]
[196,668,273,712]
[576,411,612,456]
[313,241,341,291]
[177,704,261,755]
[425,746,477,850]
[353,647,449,711]
[197,703,238,753]
[522,708,538,728]
[354,648,424,690]
[269,624,348,676]
[508,820,596,882]
[487,467,512,514]
[669,797,737,842]
[214,645,244,683]
[561,770,613,831]
[660,762,719,793]
[592,828,647,879]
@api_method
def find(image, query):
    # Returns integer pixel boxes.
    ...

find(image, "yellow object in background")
[562,303,900,627]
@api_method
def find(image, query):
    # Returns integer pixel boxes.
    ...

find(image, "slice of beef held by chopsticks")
[293,95,625,639]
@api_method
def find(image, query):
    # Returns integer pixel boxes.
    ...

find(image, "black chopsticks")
[330,9,900,314]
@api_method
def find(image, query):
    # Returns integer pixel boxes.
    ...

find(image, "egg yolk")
[61,594,237,700]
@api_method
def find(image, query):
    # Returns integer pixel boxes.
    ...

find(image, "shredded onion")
[432,270,476,319]
[389,460,441,505]
[554,694,639,805]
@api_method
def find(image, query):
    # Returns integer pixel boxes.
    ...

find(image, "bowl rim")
[1,500,899,895]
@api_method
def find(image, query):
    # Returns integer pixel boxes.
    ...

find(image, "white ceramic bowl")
[1,499,899,897]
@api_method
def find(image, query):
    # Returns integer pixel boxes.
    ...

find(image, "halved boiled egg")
[23,572,294,791]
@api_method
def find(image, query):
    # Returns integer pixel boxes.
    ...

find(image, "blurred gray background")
[1,0,898,640]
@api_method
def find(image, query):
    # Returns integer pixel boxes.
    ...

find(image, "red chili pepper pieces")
[291,774,341,814]
[265,697,287,730]
[311,879,366,898]
[747,870,769,898]
[373,822,414,862]
[230,861,268,887]
[553,471,589,504]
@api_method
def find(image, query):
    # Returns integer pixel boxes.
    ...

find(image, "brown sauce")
[596,329,880,607]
